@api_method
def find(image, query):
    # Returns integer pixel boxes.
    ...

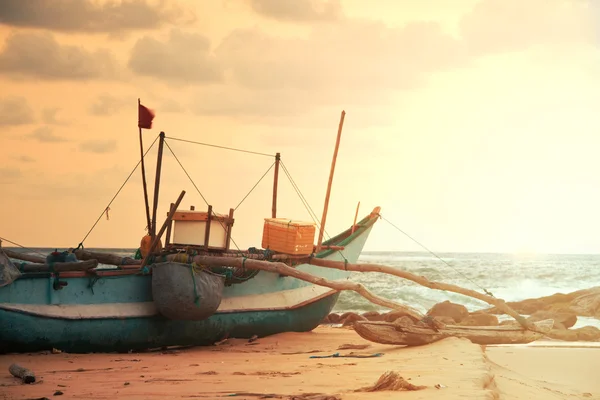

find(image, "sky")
[1,0,600,254]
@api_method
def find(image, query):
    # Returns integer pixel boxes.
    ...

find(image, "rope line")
[163,140,210,207]
[234,162,275,211]
[0,236,46,257]
[279,161,348,262]
[163,140,244,255]
[166,136,274,158]
[78,134,160,246]
[280,161,331,239]
[280,163,320,226]
[379,214,494,297]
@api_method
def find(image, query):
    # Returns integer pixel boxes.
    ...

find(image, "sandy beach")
[0,326,597,400]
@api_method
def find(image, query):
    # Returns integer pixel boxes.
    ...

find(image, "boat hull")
[0,211,378,353]
[0,292,340,353]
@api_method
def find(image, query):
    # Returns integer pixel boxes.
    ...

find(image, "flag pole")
[138,98,152,233]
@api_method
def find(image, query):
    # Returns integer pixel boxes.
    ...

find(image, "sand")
[0,327,597,400]
[486,342,600,399]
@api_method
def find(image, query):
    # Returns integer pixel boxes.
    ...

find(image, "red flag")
[138,103,155,129]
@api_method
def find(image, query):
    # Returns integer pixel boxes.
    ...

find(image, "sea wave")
[333,252,600,328]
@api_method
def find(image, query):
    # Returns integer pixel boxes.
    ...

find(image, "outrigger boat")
[0,109,381,353]
[0,107,552,353]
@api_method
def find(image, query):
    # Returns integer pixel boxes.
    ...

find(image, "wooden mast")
[272,152,280,218]
[138,99,152,233]
[151,132,165,238]
[316,110,346,253]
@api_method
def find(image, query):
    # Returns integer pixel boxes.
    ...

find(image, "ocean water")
[333,251,600,329]
[7,248,600,329]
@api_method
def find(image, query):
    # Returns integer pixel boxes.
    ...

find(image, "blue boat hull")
[0,211,379,353]
[0,292,340,353]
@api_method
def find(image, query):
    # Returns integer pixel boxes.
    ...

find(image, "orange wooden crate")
[262,218,316,255]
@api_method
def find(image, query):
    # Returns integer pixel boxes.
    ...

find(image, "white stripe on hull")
[0,284,337,320]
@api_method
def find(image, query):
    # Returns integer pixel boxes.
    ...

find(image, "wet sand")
[0,326,597,399]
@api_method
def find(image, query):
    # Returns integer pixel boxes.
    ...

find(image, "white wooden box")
[171,210,232,249]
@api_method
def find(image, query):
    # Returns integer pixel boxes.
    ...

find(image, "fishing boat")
[353,318,555,346]
[0,109,381,353]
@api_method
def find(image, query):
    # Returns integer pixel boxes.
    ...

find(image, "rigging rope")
[78,134,160,246]
[165,136,274,158]
[279,161,348,262]
[280,161,332,240]
[163,140,244,255]
[0,236,47,257]
[163,140,210,207]
[234,162,275,211]
[379,214,494,297]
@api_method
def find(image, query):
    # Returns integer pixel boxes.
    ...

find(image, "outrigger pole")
[316,110,346,253]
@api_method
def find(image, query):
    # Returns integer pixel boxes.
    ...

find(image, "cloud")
[128,29,222,84]
[0,96,35,126]
[189,19,465,121]
[0,0,194,34]
[89,94,130,116]
[26,126,68,143]
[42,108,70,125]
[217,21,464,92]
[13,155,35,163]
[248,0,343,22]
[191,0,596,124]
[79,139,118,154]
[161,98,187,113]
[460,0,596,55]
[0,167,21,183]
[0,32,119,80]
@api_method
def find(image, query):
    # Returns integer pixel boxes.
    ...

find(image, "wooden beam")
[9,364,35,384]
[316,110,346,253]
[165,202,175,246]
[306,257,533,330]
[272,152,280,218]
[74,249,140,266]
[225,208,234,251]
[204,205,213,250]
[141,190,186,267]
[150,132,165,238]
[16,259,99,273]
[2,249,45,264]
[164,254,425,320]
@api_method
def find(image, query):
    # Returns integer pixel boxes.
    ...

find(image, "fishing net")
[0,250,21,287]
[152,262,224,320]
